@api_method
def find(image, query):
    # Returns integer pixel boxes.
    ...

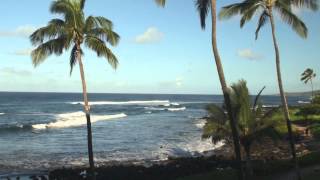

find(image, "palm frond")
[290,0,319,11]
[87,28,120,46]
[69,45,77,75]
[31,37,67,66]
[85,36,118,69]
[155,0,166,7]
[195,0,211,29]
[30,19,67,46]
[275,2,308,38]
[240,3,261,28]
[50,0,84,29]
[80,0,86,10]
[255,11,269,40]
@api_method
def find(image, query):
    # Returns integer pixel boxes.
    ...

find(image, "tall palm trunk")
[211,1,244,180]
[244,145,253,178]
[311,79,314,98]
[77,44,96,180]
[268,9,301,180]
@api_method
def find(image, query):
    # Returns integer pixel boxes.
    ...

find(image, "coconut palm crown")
[301,68,316,97]
[219,0,318,40]
[30,0,119,74]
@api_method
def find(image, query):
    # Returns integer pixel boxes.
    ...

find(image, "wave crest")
[32,112,127,130]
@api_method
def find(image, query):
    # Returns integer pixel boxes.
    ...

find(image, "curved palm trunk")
[77,46,96,180]
[268,9,301,180]
[211,1,244,180]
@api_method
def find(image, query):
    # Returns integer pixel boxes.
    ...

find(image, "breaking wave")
[32,112,127,130]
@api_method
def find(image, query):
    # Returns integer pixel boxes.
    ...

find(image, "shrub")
[311,94,320,104]
[295,104,320,117]
[310,124,320,140]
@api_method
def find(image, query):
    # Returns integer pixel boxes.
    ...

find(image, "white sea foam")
[32,112,127,130]
[195,119,206,129]
[166,139,224,158]
[0,113,4,115]
[144,107,186,112]
[167,107,186,112]
[262,105,279,108]
[70,100,170,106]
[298,100,310,104]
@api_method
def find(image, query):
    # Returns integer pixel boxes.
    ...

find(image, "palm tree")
[301,68,316,98]
[203,80,281,177]
[219,1,318,179]
[30,0,119,179]
[154,1,244,179]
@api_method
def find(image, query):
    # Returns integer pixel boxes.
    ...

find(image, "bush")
[296,104,320,117]
[311,94,320,104]
[310,124,320,140]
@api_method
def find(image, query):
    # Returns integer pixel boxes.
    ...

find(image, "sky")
[0,0,319,95]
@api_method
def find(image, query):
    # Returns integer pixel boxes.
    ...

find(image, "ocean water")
[0,92,309,173]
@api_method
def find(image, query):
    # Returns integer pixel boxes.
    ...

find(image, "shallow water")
[0,92,309,173]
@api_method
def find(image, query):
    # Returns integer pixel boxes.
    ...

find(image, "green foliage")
[296,104,320,117]
[219,0,318,39]
[312,94,320,104]
[30,0,120,74]
[154,0,166,7]
[310,124,320,140]
[203,80,281,147]
[301,68,316,84]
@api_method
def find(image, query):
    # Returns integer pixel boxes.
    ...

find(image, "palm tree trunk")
[311,79,314,98]
[77,45,96,180]
[211,1,244,180]
[244,145,253,178]
[268,9,301,180]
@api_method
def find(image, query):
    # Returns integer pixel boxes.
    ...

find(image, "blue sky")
[0,0,319,94]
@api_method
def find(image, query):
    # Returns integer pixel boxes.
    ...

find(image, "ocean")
[0,92,310,174]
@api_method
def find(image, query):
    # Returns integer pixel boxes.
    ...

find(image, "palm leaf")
[85,36,118,69]
[195,0,211,29]
[275,2,308,38]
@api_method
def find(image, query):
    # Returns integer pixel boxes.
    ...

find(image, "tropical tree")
[154,1,244,179]
[301,68,316,97]
[219,0,318,179]
[30,0,119,179]
[203,80,281,177]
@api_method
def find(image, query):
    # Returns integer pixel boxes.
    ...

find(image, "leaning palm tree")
[219,0,318,179]
[154,1,244,179]
[301,68,316,98]
[30,0,119,178]
[203,80,281,177]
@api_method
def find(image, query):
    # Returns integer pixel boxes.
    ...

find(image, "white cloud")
[0,67,32,77]
[237,49,263,60]
[12,48,33,56]
[0,25,37,37]
[134,27,164,44]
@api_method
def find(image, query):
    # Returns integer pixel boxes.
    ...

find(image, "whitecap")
[32,112,127,130]
[69,100,170,106]
[167,107,186,112]
[0,113,4,115]
[195,119,206,129]
[298,100,310,104]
